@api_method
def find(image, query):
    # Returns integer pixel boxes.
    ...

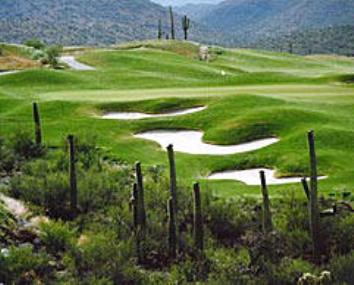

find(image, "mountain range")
[0,0,223,46]
[0,0,353,55]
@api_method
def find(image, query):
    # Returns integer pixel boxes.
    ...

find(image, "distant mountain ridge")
[0,0,223,46]
[198,0,354,44]
[0,0,353,55]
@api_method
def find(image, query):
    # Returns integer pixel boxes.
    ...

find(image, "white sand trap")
[0,70,19,76]
[208,168,327,186]
[59,56,95,70]
[134,130,279,155]
[102,106,207,120]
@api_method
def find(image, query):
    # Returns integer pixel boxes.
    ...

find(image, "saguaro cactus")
[157,19,162,40]
[131,183,138,228]
[169,6,175,40]
[167,145,177,214]
[193,182,203,253]
[135,162,146,228]
[67,135,77,212]
[260,170,273,234]
[182,15,190,40]
[131,182,142,262]
[32,102,42,146]
[167,197,177,259]
[307,130,321,262]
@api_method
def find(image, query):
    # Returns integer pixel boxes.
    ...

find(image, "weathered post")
[260,170,273,234]
[32,102,42,146]
[67,135,77,212]
[301,177,310,201]
[169,6,175,40]
[167,197,177,259]
[307,130,321,262]
[182,15,190,40]
[193,182,203,253]
[135,162,146,228]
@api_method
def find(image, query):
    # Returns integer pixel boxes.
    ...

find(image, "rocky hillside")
[0,0,223,46]
[198,0,354,45]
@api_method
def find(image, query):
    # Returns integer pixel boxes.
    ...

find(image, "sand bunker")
[208,168,327,185]
[0,70,19,76]
[102,106,207,120]
[134,130,279,155]
[60,56,95,70]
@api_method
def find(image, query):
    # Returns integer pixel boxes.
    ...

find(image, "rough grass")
[0,43,38,70]
[0,40,353,198]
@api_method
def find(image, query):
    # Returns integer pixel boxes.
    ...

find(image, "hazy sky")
[151,0,223,6]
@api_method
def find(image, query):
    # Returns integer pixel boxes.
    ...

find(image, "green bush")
[24,38,45,50]
[0,136,16,173]
[45,45,62,68]
[8,130,44,160]
[65,231,133,282]
[207,247,254,284]
[205,197,254,245]
[0,246,51,284]
[40,220,76,255]
[263,257,317,285]
[330,251,354,285]
[31,49,46,60]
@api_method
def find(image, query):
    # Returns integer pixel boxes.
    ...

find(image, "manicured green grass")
[0,40,353,199]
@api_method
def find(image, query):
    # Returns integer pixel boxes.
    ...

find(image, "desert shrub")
[329,251,354,285]
[0,245,52,284]
[24,38,45,50]
[274,193,312,256]
[245,230,287,273]
[45,45,62,68]
[40,221,76,255]
[78,165,132,213]
[321,213,354,256]
[65,231,133,282]
[169,257,210,283]
[0,137,16,173]
[8,130,44,160]
[205,197,254,245]
[207,247,254,284]
[31,49,46,60]
[10,161,70,217]
[263,257,317,285]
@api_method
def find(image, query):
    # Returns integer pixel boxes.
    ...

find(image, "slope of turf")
[0,40,353,198]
